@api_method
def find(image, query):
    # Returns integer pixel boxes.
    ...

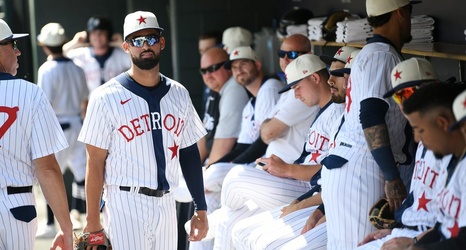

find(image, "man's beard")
[132,53,160,70]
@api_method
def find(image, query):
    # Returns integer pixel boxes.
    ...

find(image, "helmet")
[87,16,113,39]
[278,7,313,37]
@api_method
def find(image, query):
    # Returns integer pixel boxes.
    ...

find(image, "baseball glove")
[369,198,401,230]
[74,229,112,250]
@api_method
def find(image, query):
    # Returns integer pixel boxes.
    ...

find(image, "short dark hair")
[367,12,392,28]
[46,45,63,54]
[199,30,222,44]
[402,83,466,116]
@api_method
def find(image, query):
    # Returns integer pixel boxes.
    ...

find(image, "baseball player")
[210,54,343,250]
[356,58,444,249]
[78,11,208,249]
[321,0,418,248]
[231,48,358,250]
[0,19,73,249]
[63,16,131,95]
[395,83,466,249]
[35,22,89,237]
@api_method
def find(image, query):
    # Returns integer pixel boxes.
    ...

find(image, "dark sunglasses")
[127,35,160,47]
[0,40,17,50]
[277,50,308,59]
[200,61,226,75]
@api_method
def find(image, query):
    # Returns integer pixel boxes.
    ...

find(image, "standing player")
[35,22,89,237]
[0,19,72,249]
[321,0,418,248]
[78,11,208,249]
[63,16,130,94]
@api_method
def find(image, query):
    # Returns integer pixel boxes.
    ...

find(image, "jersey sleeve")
[37,64,55,103]
[179,95,207,149]
[215,81,249,139]
[273,90,318,127]
[30,90,68,159]
[254,79,282,126]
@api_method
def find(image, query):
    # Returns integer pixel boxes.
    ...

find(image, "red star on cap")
[137,15,147,25]
[168,141,179,159]
[336,48,344,56]
[347,56,353,64]
[394,70,402,80]
[462,98,466,108]
[417,191,431,212]
[309,151,322,164]
[233,50,239,56]
[426,71,432,76]
[302,70,308,74]
[448,220,459,237]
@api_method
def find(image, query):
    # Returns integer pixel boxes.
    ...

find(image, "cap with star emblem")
[449,89,466,131]
[222,27,253,54]
[279,54,327,94]
[223,46,259,70]
[329,49,361,76]
[319,46,359,65]
[366,0,421,17]
[123,11,164,40]
[383,57,438,98]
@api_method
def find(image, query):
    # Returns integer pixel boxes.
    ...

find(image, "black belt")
[119,186,169,197]
[7,186,33,195]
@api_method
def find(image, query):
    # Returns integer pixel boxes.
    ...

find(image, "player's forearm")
[288,164,321,181]
[84,145,107,224]
[35,154,73,233]
[296,193,322,210]
[260,118,288,144]
[205,138,237,165]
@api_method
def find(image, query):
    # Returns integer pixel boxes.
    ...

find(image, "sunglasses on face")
[392,86,416,104]
[200,61,226,75]
[0,40,17,50]
[277,50,308,59]
[127,35,160,47]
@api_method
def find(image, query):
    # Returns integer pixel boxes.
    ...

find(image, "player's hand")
[110,33,124,48]
[301,209,324,234]
[50,230,73,250]
[73,31,88,44]
[381,236,415,250]
[280,200,300,218]
[358,229,392,246]
[257,154,290,178]
[384,178,407,212]
[189,210,208,241]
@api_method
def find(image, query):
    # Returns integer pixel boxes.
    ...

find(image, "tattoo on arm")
[364,124,391,151]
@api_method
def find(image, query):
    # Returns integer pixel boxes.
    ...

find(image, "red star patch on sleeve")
[394,70,402,80]
[448,220,459,237]
[168,141,179,159]
[137,16,147,24]
[416,191,431,212]
[309,151,322,164]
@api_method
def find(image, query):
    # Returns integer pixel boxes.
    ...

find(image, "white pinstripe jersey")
[78,73,206,190]
[264,89,318,163]
[0,74,68,187]
[237,78,282,144]
[67,47,131,94]
[436,153,466,239]
[37,58,89,116]
[401,142,442,228]
[331,41,410,164]
[303,102,345,164]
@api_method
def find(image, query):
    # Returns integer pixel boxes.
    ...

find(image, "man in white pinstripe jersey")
[0,19,73,249]
[321,0,419,249]
[78,11,208,249]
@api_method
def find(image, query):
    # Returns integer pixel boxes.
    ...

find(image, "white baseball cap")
[330,49,361,76]
[224,46,259,69]
[123,11,164,40]
[319,46,359,65]
[366,0,421,17]
[450,89,466,131]
[222,27,253,54]
[0,19,28,42]
[37,23,66,46]
[383,57,438,98]
[279,54,327,94]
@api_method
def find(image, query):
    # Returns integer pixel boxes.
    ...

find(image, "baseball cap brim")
[382,79,437,98]
[1,34,29,42]
[278,79,301,94]
[224,58,254,70]
[319,54,345,65]
[449,116,466,131]
[330,68,351,76]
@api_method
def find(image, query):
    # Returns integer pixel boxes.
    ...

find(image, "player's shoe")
[36,224,57,239]
[70,209,83,230]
